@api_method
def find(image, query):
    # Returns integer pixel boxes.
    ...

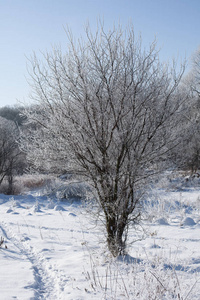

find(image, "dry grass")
[83,251,199,300]
[0,174,57,195]
[16,174,54,189]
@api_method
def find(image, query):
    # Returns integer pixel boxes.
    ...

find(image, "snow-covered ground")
[0,174,200,299]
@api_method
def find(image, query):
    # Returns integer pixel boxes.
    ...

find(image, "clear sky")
[0,0,200,107]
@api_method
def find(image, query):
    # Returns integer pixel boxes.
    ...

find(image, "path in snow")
[0,221,69,300]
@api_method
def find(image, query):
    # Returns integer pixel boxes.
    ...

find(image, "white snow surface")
[0,176,200,299]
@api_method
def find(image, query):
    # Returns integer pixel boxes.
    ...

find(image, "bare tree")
[0,105,26,127]
[23,24,185,256]
[170,49,200,173]
[0,117,25,194]
[185,51,200,171]
[191,46,200,97]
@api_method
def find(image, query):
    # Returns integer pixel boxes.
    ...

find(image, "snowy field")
[0,173,200,299]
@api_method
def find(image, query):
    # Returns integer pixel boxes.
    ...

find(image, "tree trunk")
[106,216,126,257]
[7,170,14,195]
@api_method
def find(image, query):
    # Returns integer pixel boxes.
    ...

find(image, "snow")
[182,216,196,226]
[155,217,169,225]
[0,175,200,299]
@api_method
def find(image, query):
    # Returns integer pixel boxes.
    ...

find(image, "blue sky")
[0,0,200,107]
